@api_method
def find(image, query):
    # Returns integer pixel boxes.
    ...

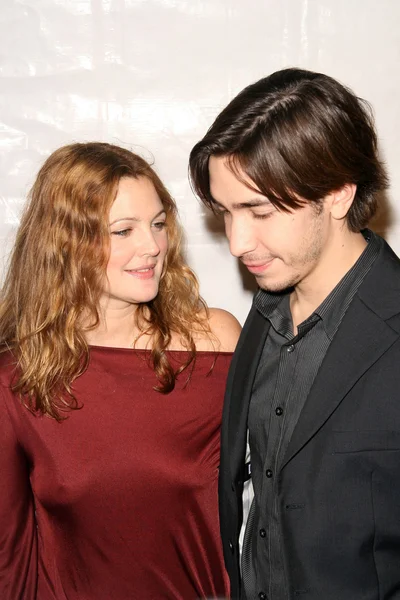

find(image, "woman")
[0,142,241,600]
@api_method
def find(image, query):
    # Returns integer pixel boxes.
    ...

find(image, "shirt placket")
[257,336,300,599]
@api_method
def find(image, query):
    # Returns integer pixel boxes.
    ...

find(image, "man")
[189,68,400,600]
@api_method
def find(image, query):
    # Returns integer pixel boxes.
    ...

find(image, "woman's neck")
[84,302,141,348]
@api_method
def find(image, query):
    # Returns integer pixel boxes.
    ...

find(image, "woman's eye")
[112,228,131,237]
[153,221,166,230]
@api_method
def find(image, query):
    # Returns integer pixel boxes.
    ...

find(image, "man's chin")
[256,274,295,294]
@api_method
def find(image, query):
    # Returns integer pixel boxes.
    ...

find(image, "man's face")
[209,156,331,293]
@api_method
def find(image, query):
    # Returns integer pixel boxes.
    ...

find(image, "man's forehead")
[209,157,271,208]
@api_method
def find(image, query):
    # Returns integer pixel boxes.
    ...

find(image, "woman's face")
[103,176,168,310]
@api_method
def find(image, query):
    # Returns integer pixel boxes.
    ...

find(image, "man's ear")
[328,183,357,220]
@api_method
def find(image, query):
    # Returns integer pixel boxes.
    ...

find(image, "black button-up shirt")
[242,230,380,600]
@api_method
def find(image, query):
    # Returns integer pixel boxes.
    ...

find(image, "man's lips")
[242,258,275,274]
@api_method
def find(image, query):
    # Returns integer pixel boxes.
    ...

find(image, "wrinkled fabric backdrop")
[1,0,399,323]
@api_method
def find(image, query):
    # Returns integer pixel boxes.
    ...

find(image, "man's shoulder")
[352,236,400,330]
[373,234,400,265]
[378,235,400,262]
[359,235,400,293]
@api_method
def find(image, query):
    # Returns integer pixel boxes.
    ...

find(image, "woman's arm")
[0,386,38,600]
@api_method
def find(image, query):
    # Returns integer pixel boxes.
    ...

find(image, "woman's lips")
[125,266,156,280]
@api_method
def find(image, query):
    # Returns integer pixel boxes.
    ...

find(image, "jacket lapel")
[282,292,399,469]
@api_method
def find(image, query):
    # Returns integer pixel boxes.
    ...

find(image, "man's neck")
[290,230,368,332]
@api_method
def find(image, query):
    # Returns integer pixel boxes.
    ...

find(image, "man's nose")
[227,217,257,258]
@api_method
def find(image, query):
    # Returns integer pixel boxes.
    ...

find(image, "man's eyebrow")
[109,209,166,226]
[212,197,272,210]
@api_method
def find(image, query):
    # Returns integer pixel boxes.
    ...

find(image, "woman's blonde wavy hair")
[0,142,210,419]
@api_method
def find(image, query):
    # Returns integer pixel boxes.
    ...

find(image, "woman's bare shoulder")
[195,307,242,352]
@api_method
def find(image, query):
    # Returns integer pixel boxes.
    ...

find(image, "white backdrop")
[1,0,400,324]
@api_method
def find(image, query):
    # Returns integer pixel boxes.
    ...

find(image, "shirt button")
[287,344,295,353]
[265,469,273,478]
[229,541,234,554]
[259,592,267,600]
[275,406,283,416]
[259,528,266,538]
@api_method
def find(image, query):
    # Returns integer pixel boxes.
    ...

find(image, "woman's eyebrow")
[110,209,166,226]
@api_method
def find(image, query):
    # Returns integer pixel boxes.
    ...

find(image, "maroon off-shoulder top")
[0,347,232,600]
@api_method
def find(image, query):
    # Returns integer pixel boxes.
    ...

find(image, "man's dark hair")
[189,68,388,231]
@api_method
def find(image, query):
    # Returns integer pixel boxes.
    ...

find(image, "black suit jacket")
[219,239,400,599]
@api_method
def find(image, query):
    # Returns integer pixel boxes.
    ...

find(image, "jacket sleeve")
[0,386,38,599]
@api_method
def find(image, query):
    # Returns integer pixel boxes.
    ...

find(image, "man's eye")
[252,212,274,220]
